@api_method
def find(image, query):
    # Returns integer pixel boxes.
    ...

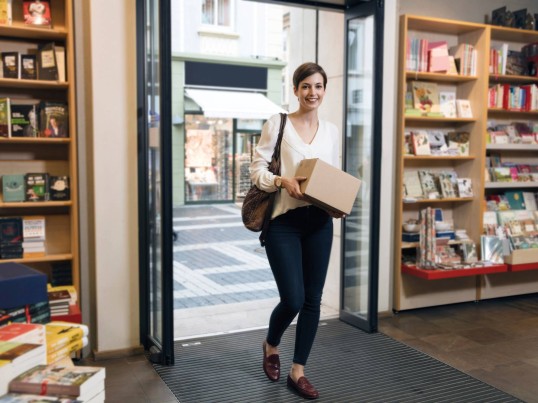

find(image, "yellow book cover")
[47,284,78,305]
[45,322,88,351]
[47,336,87,364]
[0,0,12,26]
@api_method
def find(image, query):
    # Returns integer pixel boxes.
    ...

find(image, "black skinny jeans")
[264,205,333,366]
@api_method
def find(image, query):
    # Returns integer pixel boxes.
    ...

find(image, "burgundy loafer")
[287,374,319,400]
[262,341,280,382]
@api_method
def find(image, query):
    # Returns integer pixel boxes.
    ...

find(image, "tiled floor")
[172,204,281,339]
[89,205,538,401]
[92,293,538,402]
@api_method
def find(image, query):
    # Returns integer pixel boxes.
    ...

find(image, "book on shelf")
[512,8,527,30]
[54,45,66,83]
[456,99,473,118]
[0,98,10,138]
[410,131,431,155]
[438,171,457,198]
[505,191,526,210]
[0,263,48,309]
[483,211,499,235]
[418,170,440,199]
[1,52,18,79]
[39,102,68,138]
[20,55,37,80]
[8,365,105,401]
[49,176,70,201]
[0,0,12,26]
[456,178,473,197]
[447,56,459,75]
[24,173,49,202]
[22,216,46,258]
[2,174,25,203]
[23,0,51,27]
[439,91,456,118]
[411,81,440,115]
[37,42,57,81]
[449,43,476,76]
[426,130,447,155]
[523,192,538,211]
[459,242,478,263]
[446,131,470,156]
[22,216,45,241]
[427,41,449,73]
[47,284,77,306]
[47,290,70,311]
[10,104,38,138]
[402,170,423,199]
[480,235,505,264]
[0,218,23,260]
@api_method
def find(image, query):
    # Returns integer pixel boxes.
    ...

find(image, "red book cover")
[23,0,52,27]
[0,323,43,342]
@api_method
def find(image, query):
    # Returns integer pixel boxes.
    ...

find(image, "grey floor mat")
[153,319,520,402]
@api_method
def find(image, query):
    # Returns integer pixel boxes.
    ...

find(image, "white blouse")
[250,113,340,219]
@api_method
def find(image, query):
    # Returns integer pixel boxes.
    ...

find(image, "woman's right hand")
[281,176,307,200]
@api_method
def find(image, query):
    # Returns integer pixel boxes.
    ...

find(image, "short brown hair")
[292,62,327,89]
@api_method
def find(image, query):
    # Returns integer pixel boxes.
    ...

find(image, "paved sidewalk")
[173,204,278,309]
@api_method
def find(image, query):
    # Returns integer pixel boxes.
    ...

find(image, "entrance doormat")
[152,319,520,402]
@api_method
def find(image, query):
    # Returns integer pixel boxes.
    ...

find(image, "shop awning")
[185,89,286,120]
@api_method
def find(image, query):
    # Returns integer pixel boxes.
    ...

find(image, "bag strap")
[269,113,287,175]
[259,113,287,246]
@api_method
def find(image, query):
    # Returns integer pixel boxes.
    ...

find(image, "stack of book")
[0,302,50,327]
[47,291,70,318]
[45,322,88,365]
[22,217,45,258]
[7,365,105,403]
[0,342,46,395]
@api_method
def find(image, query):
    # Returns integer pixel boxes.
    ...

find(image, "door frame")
[137,0,175,365]
[339,0,383,333]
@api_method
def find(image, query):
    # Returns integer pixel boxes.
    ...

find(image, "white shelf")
[486,144,538,151]
[485,182,538,189]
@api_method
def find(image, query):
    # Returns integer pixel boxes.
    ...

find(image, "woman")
[250,62,344,399]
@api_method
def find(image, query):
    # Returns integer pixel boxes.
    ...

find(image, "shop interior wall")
[77,0,140,354]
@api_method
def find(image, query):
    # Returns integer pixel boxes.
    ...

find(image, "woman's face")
[293,72,325,112]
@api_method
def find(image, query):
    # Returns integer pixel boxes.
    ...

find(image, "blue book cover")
[505,191,526,210]
[0,262,48,309]
[2,174,26,202]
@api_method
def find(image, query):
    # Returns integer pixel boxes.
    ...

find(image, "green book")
[505,191,526,210]
[2,174,25,202]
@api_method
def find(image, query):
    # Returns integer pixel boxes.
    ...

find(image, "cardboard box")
[295,158,361,215]
[504,248,538,265]
[0,262,48,309]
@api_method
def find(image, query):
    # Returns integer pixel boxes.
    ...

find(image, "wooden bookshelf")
[0,0,80,294]
[395,15,538,311]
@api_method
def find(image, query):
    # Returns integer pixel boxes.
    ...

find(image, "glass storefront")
[184,114,264,203]
[184,115,233,202]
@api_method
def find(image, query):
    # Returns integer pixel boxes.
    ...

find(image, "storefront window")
[184,115,233,202]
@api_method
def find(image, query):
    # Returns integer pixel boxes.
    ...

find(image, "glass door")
[137,0,174,364]
[340,1,384,333]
